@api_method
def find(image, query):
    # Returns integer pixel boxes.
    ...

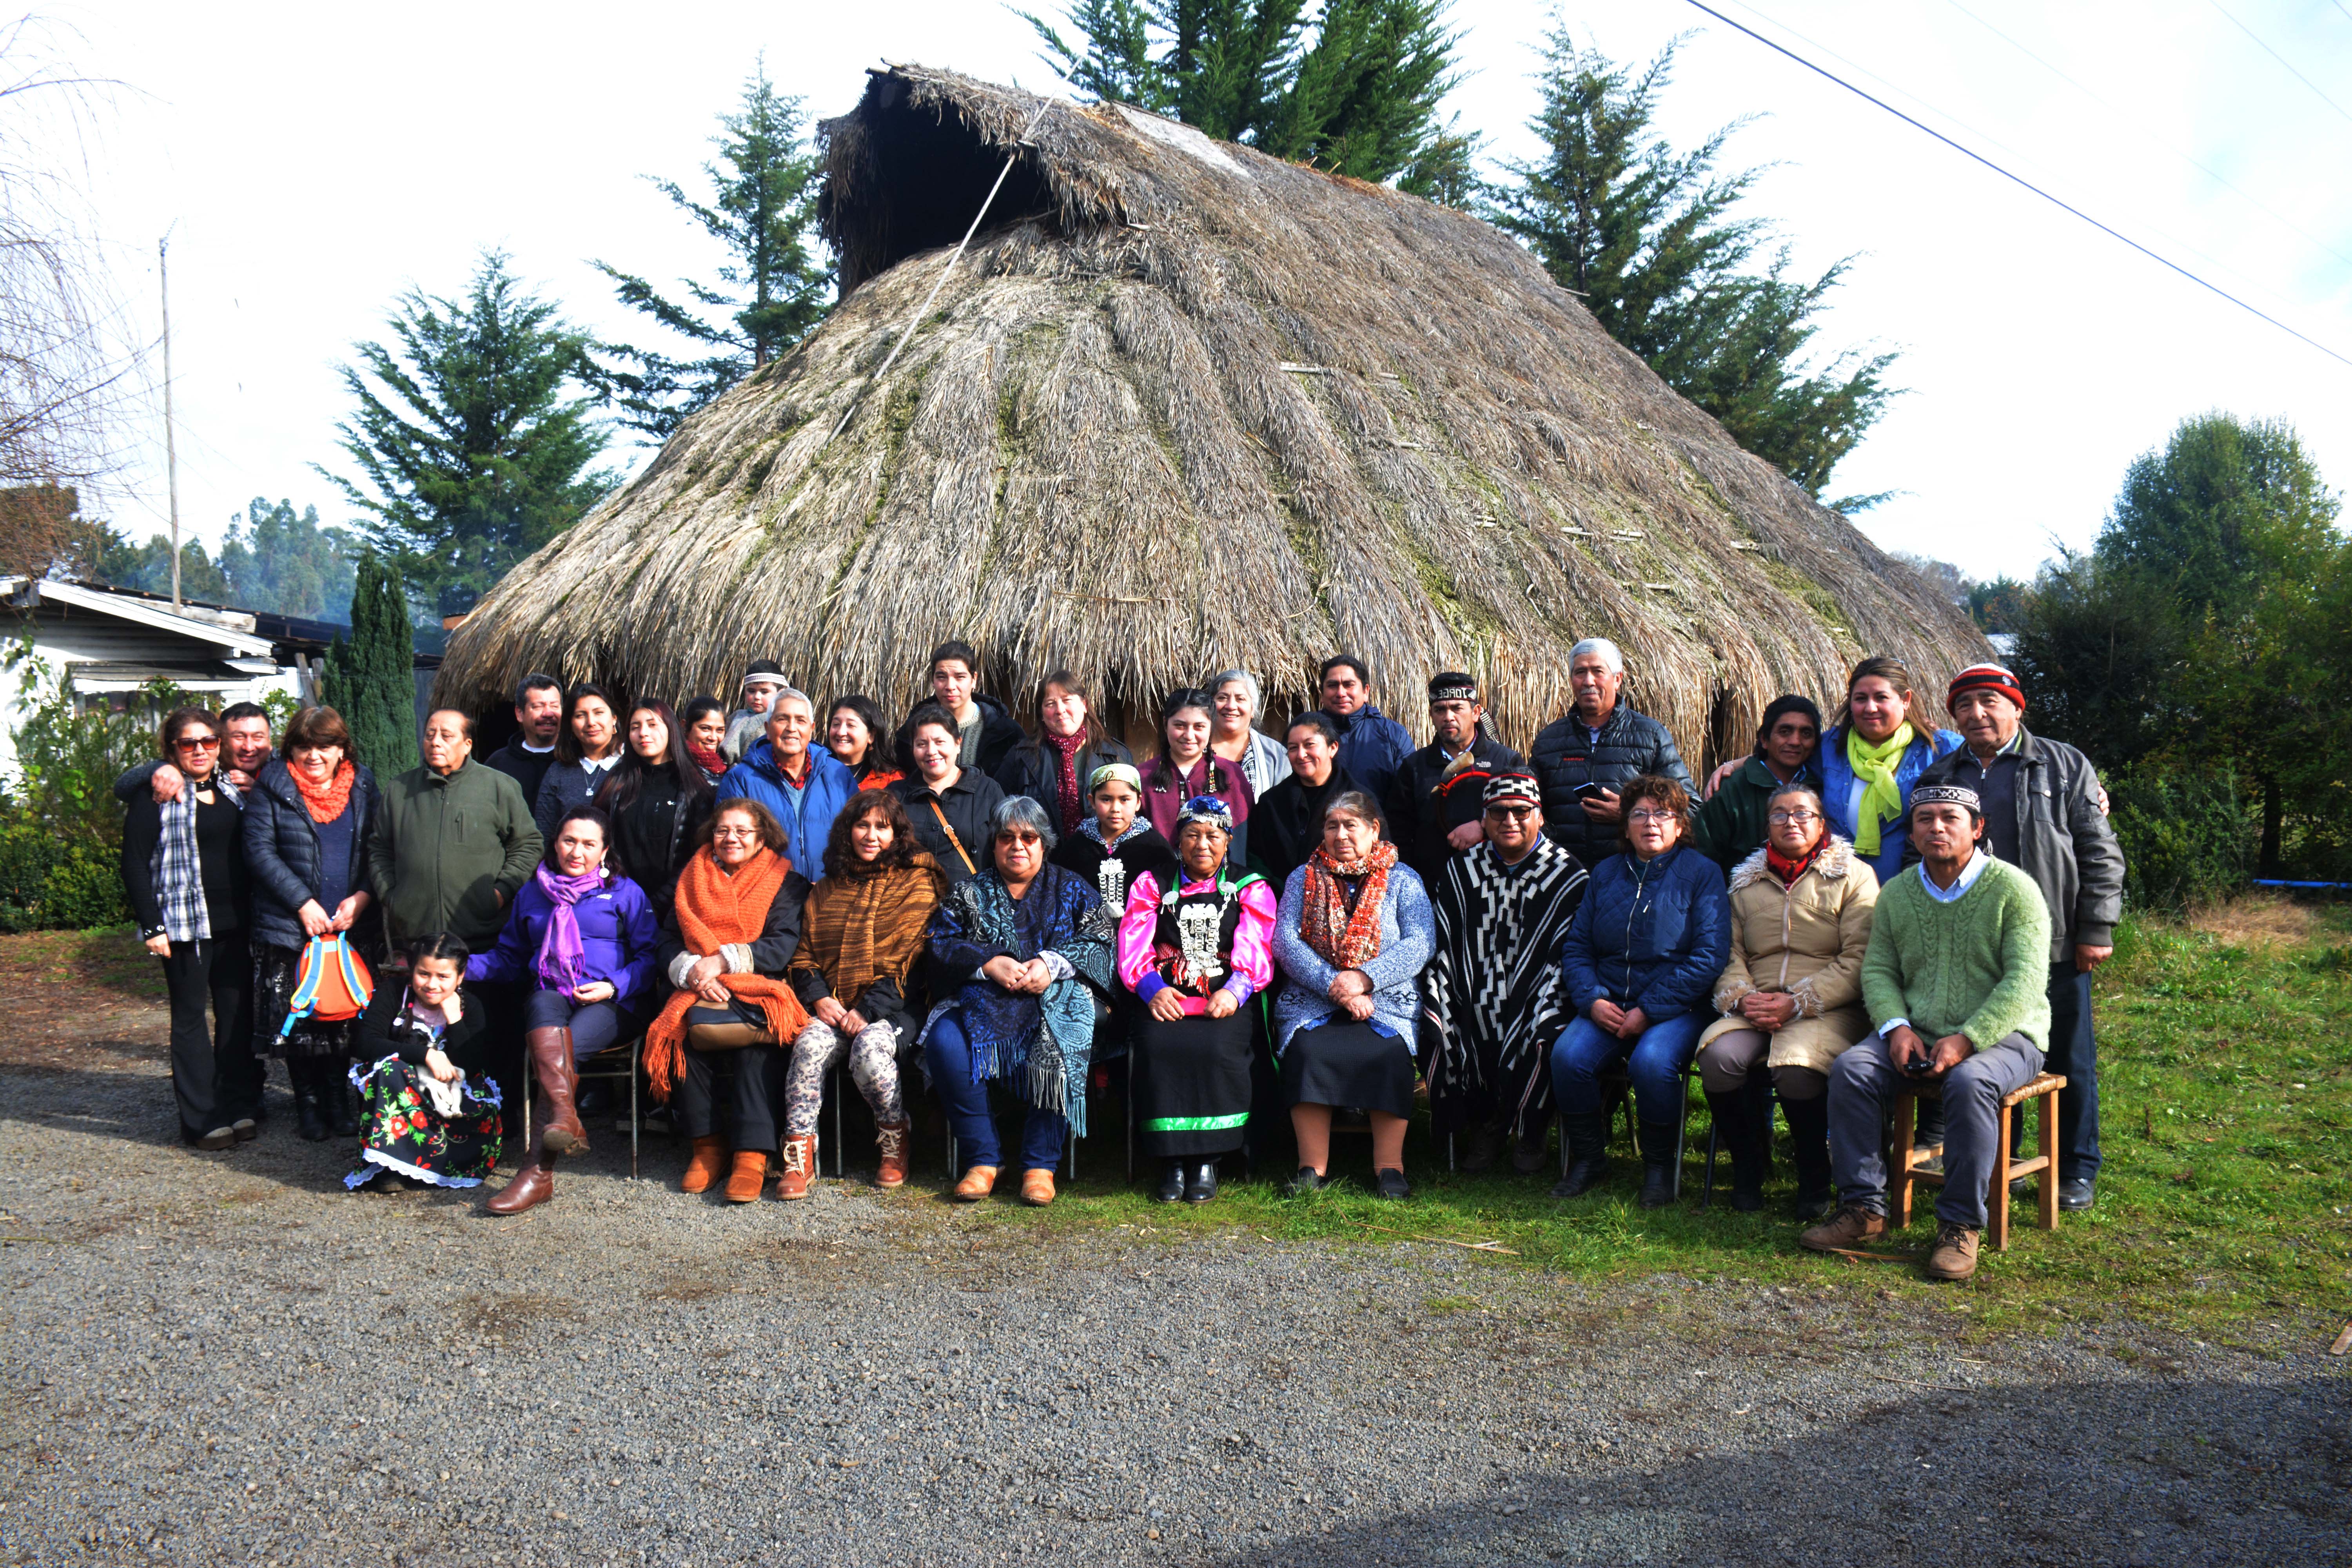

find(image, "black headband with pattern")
[1910,783,1982,817]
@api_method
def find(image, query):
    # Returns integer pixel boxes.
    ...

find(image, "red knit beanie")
[1947,662,2027,713]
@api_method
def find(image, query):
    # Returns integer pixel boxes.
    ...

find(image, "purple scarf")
[533,863,606,999]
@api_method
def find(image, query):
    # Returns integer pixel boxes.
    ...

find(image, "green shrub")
[2108,762,2255,912]
[0,808,128,932]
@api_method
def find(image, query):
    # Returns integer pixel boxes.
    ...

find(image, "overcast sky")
[43,0,2352,583]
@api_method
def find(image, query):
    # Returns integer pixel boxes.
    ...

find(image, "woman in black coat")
[593,698,714,921]
[993,669,1134,841]
[243,704,383,1142]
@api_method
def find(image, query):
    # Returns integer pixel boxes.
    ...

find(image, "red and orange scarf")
[1299,838,1397,970]
[291,758,357,824]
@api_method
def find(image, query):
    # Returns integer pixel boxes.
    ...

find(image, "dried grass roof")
[435,63,1989,758]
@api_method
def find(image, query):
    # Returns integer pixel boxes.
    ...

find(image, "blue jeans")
[1550,1011,1708,1125]
[925,1012,1069,1172]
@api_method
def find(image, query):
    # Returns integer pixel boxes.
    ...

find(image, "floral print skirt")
[344,1056,504,1190]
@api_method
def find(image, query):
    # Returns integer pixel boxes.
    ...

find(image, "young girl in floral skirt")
[346,934,502,1190]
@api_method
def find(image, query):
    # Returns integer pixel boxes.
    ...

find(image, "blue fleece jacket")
[714,742,858,881]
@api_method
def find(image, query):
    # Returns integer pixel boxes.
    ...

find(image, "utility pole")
[160,233,181,608]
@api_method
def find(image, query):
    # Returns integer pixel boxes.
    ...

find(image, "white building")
[0,576,349,784]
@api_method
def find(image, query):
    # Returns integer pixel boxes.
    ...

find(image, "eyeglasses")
[711,826,759,840]
[175,735,220,751]
[1625,808,1675,825]
[1767,809,1821,826]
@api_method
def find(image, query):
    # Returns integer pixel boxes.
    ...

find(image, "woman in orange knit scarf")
[646,799,811,1202]
[243,704,384,1143]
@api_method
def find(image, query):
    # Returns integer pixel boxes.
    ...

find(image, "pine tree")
[321,555,419,776]
[1024,0,1462,186]
[592,62,833,442]
[321,251,613,620]
[1489,31,1894,503]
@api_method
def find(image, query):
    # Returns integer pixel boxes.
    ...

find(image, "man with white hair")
[715,688,857,879]
[1528,637,1697,867]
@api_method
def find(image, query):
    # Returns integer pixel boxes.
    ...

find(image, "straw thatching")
[435,63,1989,762]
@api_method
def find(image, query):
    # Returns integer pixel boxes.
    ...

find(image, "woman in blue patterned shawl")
[921,794,1115,1206]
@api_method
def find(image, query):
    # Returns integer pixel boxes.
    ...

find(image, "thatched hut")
[435,64,1988,763]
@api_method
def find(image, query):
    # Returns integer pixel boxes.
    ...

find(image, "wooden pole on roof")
[159,232,181,608]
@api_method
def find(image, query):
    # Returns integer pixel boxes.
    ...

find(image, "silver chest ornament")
[1096,857,1127,911]
[1175,899,1224,984]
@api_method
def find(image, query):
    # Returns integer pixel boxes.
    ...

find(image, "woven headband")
[1910,783,1982,817]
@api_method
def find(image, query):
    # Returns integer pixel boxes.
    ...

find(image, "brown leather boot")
[1020,1169,1056,1207]
[1926,1221,1981,1281]
[775,1134,817,1200]
[874,1119,911,1189]
[1799,1204,1889,1253]
[528,1027,588,1156]
[486,1147,555,1215]
[723,1149,768,1203]
[681,1136,728,1194]
[952,1165,999,1201]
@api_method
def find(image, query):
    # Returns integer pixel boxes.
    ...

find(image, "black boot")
[1746,1078,1776,1181]
[1156,1160,1187,1203]
[1185,1160,1218,1203]
[1550,1111,1610,1198]
[293,1060,329,1143]
[1706,1090,1765,1212]
[1636,1119,1679,1209]
[1782,1093,1833,1220]
[328,1064,359,1138]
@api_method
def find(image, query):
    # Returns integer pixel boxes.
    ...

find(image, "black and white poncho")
[1421,838,1589,1140]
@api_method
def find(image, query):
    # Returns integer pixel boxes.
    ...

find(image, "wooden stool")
[1889,1071,2067,1250]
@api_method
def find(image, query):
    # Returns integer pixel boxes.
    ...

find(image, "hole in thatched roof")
[822,75,1060,294]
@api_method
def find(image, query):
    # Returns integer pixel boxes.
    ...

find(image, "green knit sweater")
[1861,855,2053,1052]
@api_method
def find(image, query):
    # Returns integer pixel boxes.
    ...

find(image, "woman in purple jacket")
[468,804,658,1214]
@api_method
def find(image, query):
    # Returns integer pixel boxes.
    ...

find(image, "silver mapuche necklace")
[1096,857,1127,910]
[1169,877,1237,986]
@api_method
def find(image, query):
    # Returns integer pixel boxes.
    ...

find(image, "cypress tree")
[322,555,419,776]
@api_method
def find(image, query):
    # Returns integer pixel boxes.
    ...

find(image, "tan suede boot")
[723,1149,768,1204]
[680,1136,728,1195]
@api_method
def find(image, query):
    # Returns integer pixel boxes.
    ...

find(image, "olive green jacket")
[1692,756,1819,872]
[368,757,543,949]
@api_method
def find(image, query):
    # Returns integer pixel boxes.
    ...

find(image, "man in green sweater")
[368,709,543,952]
[1801,782,2051,1281]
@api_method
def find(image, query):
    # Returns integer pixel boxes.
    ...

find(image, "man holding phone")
[1801,784,2052,1282]
[1528,638,1695,867]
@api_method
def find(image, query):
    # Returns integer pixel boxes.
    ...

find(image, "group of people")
[121,634,2122,1281]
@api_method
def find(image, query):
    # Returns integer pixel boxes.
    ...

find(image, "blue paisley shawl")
[919,864,1114,1134]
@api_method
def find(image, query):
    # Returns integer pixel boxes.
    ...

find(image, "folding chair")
[523,1035,643,1179]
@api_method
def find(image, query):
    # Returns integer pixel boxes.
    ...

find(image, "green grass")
[978,904,2352,1343]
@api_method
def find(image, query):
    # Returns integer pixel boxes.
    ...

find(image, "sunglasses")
[175,735,220,751]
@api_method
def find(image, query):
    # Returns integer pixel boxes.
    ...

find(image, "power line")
[1942,0,2352,273]
[2207,0,2352,124]
[1677,0,2352,371]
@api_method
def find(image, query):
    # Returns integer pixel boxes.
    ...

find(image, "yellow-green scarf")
[1846,722,1915,856]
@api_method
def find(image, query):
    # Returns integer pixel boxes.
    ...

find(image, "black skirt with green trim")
[1132,1009,1255,1158]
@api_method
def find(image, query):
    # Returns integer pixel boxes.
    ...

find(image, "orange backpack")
[277,933,374,1039]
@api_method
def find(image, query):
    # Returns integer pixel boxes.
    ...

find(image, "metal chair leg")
[628,1040,640,1180]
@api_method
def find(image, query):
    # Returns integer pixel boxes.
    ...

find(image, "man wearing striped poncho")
[1421,770,1589,1176]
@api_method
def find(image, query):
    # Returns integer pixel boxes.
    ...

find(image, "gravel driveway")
[2,1020,2345,1567]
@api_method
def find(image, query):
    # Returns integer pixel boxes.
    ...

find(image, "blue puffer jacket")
[715,742,858,881]
[1560,843,1731,1023]
[1817,724,1964,884]
[1327,704,1416,804]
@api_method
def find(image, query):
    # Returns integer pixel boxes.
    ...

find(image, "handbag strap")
[927,798,976,875]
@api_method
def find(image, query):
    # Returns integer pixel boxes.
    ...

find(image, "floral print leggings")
[784,1020,905,1139]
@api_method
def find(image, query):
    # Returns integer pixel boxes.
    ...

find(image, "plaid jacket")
[149,778,242,943]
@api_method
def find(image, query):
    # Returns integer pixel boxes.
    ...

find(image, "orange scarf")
[291,758,357,824]
[1300,838,1397,971]
[642,846,809,1100]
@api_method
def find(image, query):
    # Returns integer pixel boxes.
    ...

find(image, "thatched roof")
[435,64,1989,759]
